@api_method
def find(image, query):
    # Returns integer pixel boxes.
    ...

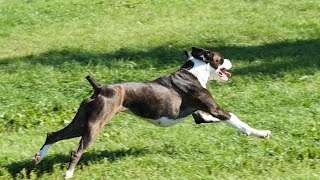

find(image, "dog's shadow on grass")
[4,148,149,179]
[0,39,319,75]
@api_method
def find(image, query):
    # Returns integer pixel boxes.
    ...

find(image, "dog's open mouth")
[219,68,231,78]
[217,59,232,81]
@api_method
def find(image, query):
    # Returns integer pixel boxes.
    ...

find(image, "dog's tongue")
[221,69,231,77]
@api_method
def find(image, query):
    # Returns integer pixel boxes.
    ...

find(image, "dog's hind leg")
[64,121,103,179]
[32,99,91,165]
[64,94,122,179]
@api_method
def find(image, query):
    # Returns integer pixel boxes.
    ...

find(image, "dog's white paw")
[31,144,52,165]
[263,130,271,139]
[64,170,74,180]
[31,152,41,165]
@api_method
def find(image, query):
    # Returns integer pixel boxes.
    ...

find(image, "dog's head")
[184,47,232,82]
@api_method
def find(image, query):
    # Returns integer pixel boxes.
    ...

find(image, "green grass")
[0,0,320,179]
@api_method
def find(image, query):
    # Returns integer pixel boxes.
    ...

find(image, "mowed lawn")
[0,0,320,179]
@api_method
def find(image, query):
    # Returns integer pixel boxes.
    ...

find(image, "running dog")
[32,47,271,179]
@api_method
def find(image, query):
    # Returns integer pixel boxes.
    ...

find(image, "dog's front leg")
[196,109,271,139]
[224,113,271,139]
[195,90,271,139]
[192,110,221,124]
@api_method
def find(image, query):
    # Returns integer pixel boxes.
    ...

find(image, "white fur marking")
[36,144,52,164]
[210,59,232,82]
[226,113,271,138]
[145,117,185,127]
[187,58,211,88]
[222,59,232,69]
[198,111,221,122]
[64,170,74,179]
[187,58,233,86]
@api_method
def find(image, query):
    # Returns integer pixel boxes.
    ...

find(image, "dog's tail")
[86,75,101,93]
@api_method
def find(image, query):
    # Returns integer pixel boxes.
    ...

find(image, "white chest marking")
[145,117,185,127]
[187,58,212,88]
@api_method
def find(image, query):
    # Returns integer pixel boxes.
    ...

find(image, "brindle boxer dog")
[32,47,271,179]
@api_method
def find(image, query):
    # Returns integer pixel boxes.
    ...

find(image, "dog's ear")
[191,47,210,62]
[184,50,193,60]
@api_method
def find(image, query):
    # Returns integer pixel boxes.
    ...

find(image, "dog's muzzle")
[216,59,232,81]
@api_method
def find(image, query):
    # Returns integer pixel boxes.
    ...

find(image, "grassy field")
[0,0,320,179]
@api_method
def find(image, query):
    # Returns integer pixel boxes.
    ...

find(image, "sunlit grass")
[0,0,319,179]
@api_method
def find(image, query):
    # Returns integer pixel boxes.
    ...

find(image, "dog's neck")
[186,58,211,88]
